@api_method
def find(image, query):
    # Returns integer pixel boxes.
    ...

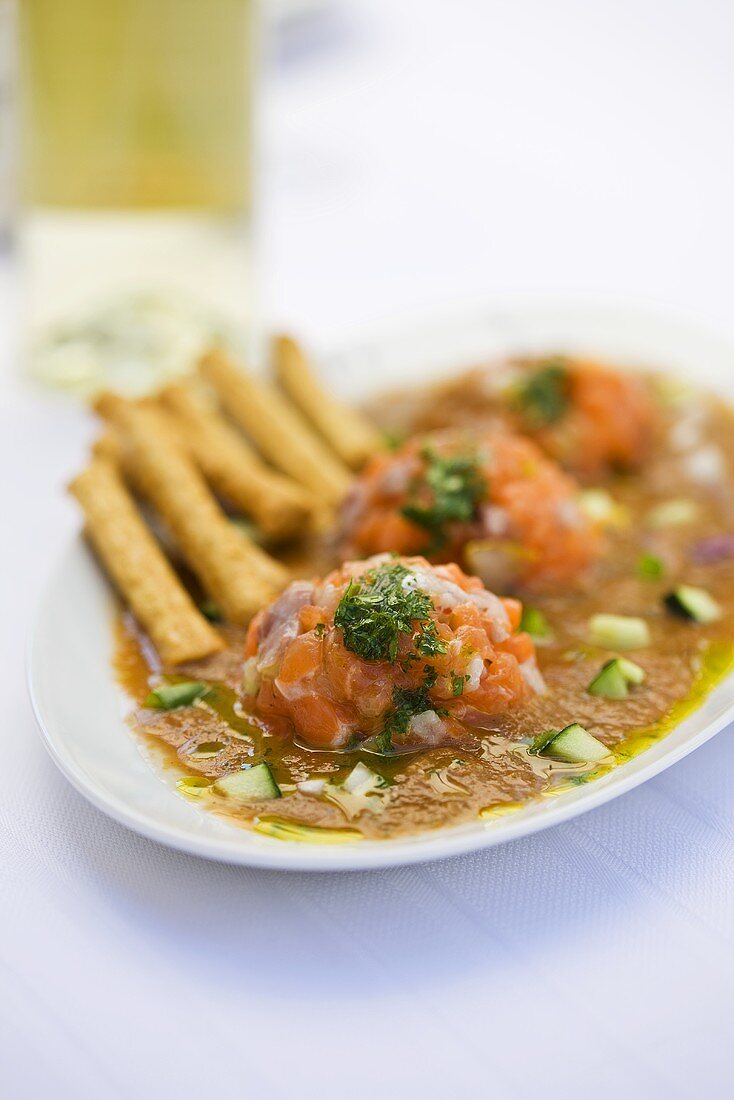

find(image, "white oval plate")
[28,298,734,870]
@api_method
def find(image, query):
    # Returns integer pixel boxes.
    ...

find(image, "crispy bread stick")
[199,349,352,506]
[94,397,281,623]
[159,381,314,541]
[70,459,223,665]
[273,335,382,469]
[94,394,290,589]
[91,429,123,465]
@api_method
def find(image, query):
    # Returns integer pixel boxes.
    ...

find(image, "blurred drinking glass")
[18,0,256,394]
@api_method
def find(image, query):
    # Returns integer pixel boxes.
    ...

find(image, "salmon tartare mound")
[478,355,657,479]
[243,554,544,751]
[339,428,601,589]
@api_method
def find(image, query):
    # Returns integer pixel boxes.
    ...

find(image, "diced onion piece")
[297,778,327,795]
[342,762,384,794]
[242,657,259,696]
[684,446,725,485]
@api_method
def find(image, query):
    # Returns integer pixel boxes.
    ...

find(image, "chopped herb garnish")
[145,681,209,709]
[401,447,487,552]
[638,552,664,580]
[451,671,468,696]
[422,665,439,689]
[334,562,446,662]
[314,622,326,637]
[376,667,446,753]
[515,359,570,427]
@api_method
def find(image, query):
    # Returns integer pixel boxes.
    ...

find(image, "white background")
[3,2,734,1097]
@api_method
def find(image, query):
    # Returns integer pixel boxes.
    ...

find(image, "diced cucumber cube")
[534,723,611,764]
[520,606,553,643]
[529,728,561,755]
[588,613,651,651]
[587,661,629,699]
[616,657,646,685]
[587,657,646,699]
[664,585,722,624]
[214,763,281,802]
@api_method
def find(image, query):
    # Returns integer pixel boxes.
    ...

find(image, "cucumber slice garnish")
[588,613,651,651]
[214,762,281,801]
[664,585,722,624]
[587,657,646,699]
[530,723,611,764]
[529,728,560,755]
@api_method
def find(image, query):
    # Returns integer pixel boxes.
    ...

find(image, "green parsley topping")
[515,359,570,427]
[401,447,487,552]
[451,671,468,697]
[334,562,446,663]
[376,667,445,753]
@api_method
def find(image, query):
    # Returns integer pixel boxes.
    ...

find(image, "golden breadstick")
[94,397,281,622]
[199,349,352,505]
[94,394,289,589]
[273,335,382,469]
[70,460,223,665]
[91,429,123,465]
[159,381,315,541]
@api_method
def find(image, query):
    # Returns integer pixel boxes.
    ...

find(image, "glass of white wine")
[18,0,256,394]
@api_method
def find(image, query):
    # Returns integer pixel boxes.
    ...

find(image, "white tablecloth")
[3,3,734,1096]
